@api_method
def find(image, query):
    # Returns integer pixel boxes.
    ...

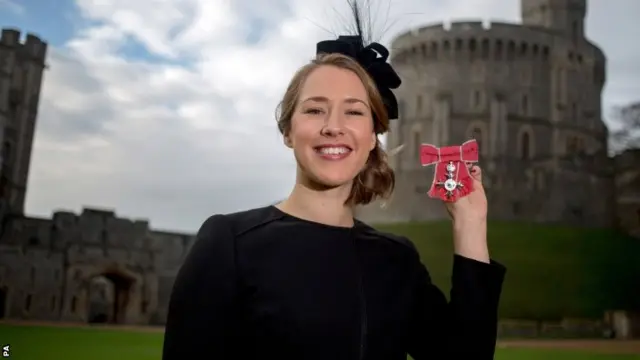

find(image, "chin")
[307,170,356,189]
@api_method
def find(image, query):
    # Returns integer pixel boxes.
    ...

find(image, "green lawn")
[1,324,638,360]
[375,221,640,320]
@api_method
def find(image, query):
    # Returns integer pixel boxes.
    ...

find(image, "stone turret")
[0,28,48,218]
[356,0,614,227]
[521,0,587,41]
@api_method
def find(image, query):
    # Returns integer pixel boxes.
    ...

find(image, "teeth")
[319,147,350,155]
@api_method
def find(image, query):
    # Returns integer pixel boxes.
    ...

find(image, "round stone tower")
[356,0,615,227]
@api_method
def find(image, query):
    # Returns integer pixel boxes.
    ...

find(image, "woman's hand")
[445,165,487,222]
[445,165,490,263]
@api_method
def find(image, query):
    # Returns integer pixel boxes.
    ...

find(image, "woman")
[162,32,505,360]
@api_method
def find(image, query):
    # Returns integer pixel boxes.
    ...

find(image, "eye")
[303,108,324,115]
[346,110,365,116]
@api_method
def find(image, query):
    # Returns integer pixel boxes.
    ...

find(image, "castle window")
[512,202,522,215]
[532,44,539,56]
[455,38,462,50]
[566,136,578,154]
[28,236,39,245]
[481,39,489,59]
[576,137,586,154]
[30,267,35,286]
[542,46,549,60]
[416,95,422,114]
[51,296,56,311]
[572,20,578,43]
[521,132,531,160]
[522,95,529,115]
[507,41,515,60]
[8,100,18,119]
[469,39,476,52]
[495,40,503,59]
[71,296,77,312]
[25,294,32,312]
[2,142,10,161]
[570,207,583,219]
[520,42,527,56]
[537,172,545,190]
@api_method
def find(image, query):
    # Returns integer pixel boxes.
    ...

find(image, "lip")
[313,144,353,151]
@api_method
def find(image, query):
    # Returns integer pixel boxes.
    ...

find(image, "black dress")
[162,205,506,360]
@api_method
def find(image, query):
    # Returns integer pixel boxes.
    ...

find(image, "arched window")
[521,132,531,159]
[481,39,490,59]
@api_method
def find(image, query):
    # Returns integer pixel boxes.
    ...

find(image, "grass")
[374,221,640,320]
[1,324,639,360]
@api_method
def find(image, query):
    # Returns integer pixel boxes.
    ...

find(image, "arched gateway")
[63,264,145,325]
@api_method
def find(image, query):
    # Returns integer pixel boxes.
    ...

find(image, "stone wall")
[498,312,640,340]
[0,208,195,325]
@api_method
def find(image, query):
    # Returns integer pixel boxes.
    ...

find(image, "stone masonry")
[356,0,617,228]
[0,0,638,326]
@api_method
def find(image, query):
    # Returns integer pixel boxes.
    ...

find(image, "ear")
[283,134,293,149]
[369,132,377,151]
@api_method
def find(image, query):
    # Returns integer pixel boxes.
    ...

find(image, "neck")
[278,181,355,228]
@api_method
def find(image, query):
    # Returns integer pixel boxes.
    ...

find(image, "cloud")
[25,0,640,232]
[0,0,23,15]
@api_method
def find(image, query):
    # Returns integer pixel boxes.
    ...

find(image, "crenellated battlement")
[1,27,48,62]
[398,21,553,41]
[392,21,554,66]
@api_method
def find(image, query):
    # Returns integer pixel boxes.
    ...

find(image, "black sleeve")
[407,253,506,359]
[162,214,238,359]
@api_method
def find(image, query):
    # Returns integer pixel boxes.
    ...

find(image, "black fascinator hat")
[315,1,402,122]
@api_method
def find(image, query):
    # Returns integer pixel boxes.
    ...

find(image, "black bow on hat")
[316,35,402,123]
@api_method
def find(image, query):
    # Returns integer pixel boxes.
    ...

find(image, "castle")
[356,0,617,227]
[0,0,637,326]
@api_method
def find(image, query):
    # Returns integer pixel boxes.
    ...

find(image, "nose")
[320,108,345,137]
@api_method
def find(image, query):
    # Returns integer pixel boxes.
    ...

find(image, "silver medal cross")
[435,161,463,199]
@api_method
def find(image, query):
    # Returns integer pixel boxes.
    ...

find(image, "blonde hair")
[275,53,395,206]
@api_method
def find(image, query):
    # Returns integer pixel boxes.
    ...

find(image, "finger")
[470,165,482,182]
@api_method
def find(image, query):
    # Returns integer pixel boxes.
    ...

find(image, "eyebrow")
[301,96,369,107]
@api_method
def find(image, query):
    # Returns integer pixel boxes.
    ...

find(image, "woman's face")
[285,65,377,188]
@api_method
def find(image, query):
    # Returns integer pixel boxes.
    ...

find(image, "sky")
[1,0,639,233]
